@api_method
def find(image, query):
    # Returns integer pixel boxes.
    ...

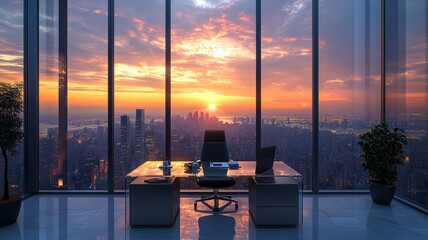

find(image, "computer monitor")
[256,146,276,174]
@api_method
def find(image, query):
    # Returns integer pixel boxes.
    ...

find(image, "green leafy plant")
[0,82,23,200]
[358,123,407,185]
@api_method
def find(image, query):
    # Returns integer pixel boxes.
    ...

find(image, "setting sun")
[209,104,216,111]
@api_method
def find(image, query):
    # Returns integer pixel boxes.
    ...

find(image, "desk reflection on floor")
[198,214,236,240]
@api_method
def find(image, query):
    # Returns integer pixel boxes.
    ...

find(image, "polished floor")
[0,194,427,240]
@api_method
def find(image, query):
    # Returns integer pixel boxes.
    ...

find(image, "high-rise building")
[135,109,145,164]
[120,115,130,161]
[117,115,130,183]
[193,111,199,123]
[187,111,192,122]
[145,130,156,161]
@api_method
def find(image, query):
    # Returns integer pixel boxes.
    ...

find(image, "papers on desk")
[209,162,229,168]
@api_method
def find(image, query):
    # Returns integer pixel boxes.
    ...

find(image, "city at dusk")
[0,0,427,239]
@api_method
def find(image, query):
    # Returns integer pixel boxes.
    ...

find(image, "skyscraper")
[117,115,130,186]
[145,130,156,161]
[120,115,130,162]
[135,109,145,165]
[193,111,199,123]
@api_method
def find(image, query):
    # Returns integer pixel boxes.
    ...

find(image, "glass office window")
[0,0,24,196]
[261,0,312,190]
[67,0,108,190]
[386,0,428,207]
[39,0,60,190]
[319,0,380,190]
[171,0,256,162]
[114,0,165,190]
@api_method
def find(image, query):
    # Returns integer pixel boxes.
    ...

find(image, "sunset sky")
[0,0,427,118]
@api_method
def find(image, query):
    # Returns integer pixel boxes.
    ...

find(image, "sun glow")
[209,104,216,111]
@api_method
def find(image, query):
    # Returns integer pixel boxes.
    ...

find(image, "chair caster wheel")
[194,203,197,210]
[235,204,238,210]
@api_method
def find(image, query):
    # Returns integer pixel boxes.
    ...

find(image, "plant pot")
[0,196,22,227]
[368,180,396,205]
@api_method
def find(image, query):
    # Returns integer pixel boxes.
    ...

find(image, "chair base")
[194,189,238,212]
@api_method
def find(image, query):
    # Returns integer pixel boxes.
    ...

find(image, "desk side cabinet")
[130,177,180,226]
[249,177,299,226]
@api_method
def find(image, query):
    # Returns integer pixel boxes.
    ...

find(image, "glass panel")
[114,0,165,190]
[67,0,108,190]
[39,0,60,190]
[261,0,312,190]
[319,0,381,190]
[171,0,256,162]
[386,0,428,207]
[0,0,24,196]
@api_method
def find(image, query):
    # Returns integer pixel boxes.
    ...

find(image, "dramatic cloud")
[1,0,426,117]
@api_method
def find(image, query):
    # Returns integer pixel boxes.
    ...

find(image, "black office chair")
[194,130,238,212]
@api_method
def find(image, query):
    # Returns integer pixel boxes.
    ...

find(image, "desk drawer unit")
[249,177,299,226]
[130,177,180,226]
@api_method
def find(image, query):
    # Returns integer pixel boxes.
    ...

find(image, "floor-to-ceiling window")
[28,0,428,209]
[319,0,381,190]
[386,0,428,208]
[39,0,59,190]
[39,0,109,191]
[114,0,165,190]
[67,0,108,191]
[261,0,312,190]
[171,0,256,163]
[0,0,24,196]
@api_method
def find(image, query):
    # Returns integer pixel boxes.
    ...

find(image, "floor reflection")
[1,195,427,240]
[0,223,22,240]
[198,214,236,240]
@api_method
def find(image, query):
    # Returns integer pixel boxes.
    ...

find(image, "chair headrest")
[204,130,226,142]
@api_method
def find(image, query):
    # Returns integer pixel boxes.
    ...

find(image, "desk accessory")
[159,161,173,175]
[144,177,167,183]
[209,162,229,168]
[228,160,240,168]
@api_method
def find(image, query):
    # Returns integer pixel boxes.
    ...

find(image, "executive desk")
[127,161,302,178]
[126,161,302,227]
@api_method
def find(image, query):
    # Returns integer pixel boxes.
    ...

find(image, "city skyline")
[34,107,427,205]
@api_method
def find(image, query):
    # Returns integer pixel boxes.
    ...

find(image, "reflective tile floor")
[0,194,427,240]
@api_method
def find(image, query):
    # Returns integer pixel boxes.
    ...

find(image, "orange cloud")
[239,12,250,23]
[283,37,297,42]
[262,37,273,44]
[133,18,145,32]
[326,78,345,84]
[128,30,137,38]
[218,2,235,10]
[93,9,107,16]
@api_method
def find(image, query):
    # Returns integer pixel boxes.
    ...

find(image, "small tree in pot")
[0,82,24,227]
[358,123,407,205]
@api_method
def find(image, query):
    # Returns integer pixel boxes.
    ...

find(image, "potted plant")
[0,82,24,227]
[358,123,407,205]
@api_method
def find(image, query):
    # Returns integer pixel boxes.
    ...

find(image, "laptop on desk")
[255,146,276,183]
